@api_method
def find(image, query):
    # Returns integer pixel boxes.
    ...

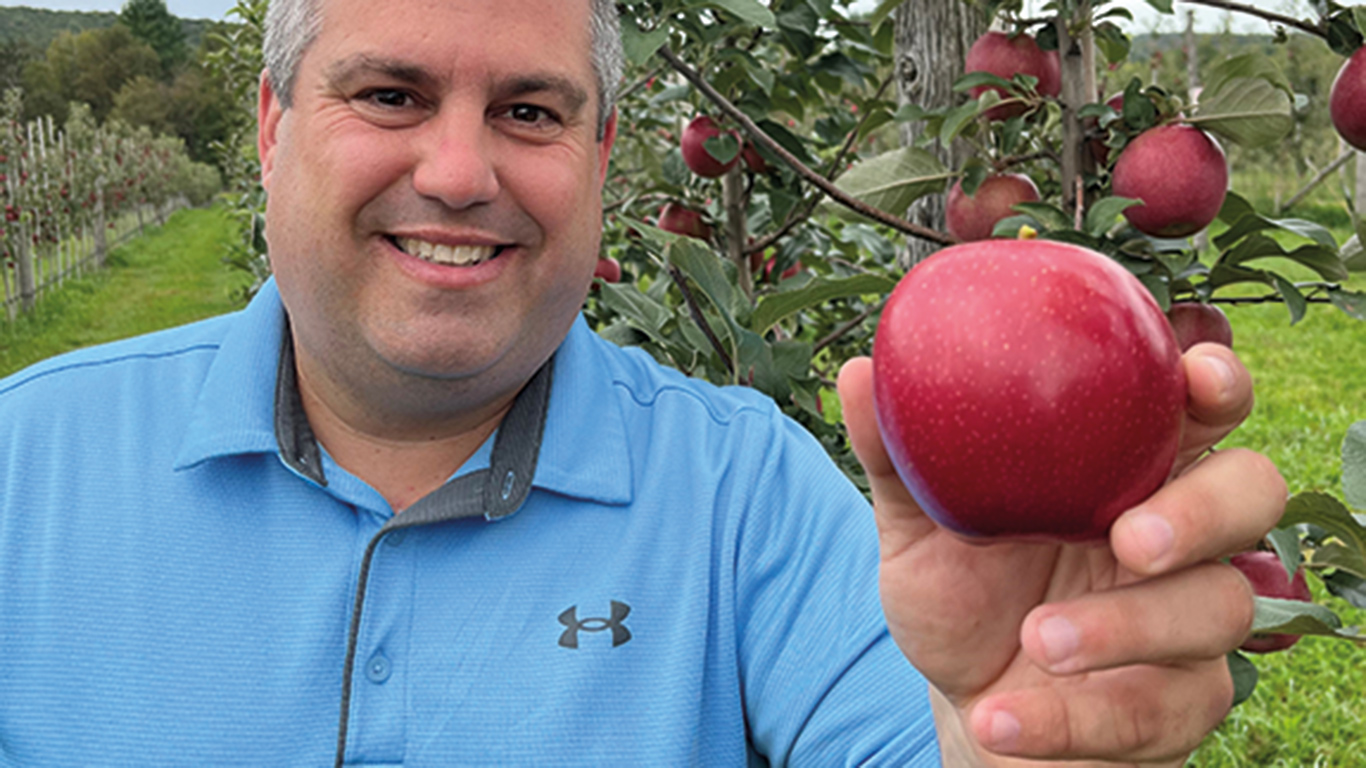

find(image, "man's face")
[258,0,615,404]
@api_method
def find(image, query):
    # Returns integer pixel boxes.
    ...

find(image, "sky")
[0,0,1323,34]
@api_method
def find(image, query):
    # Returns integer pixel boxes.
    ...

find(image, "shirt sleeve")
[732,407,942,767]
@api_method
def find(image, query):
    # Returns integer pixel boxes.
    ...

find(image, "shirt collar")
[174,281,633,508]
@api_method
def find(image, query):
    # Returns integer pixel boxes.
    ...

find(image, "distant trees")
[8,1,240,175]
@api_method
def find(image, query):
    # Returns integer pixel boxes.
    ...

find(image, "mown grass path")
[0,206,251,378]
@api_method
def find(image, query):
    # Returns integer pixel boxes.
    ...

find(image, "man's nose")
[410,108,501,209]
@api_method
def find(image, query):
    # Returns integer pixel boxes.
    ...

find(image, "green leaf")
[706,0,776,28]
[868,0,906,30]
[1217,190,1257,226]
[1227,652,1259,708]
[1283,244,1351,282]
[703,133,741,165]
[1323,570,1366,610]
[1084,197,1140,237]
[828,147,953,223]
[1266,527,1303,575]
[620,17,669,65]
[1144,0,1173,13]
[1190,54,1294,148]
[1093,22,1131,65]
[1341,234,1366,272]
[597,281,674,347]
[1344,421,1366,510]
[1330,287,1366,319]
[668,238,740,323]
[953,71,1016,93]
[940,99,985,145]
[1282,491,1366,565]
[1313,541,1366,580]
[1274,274,1308,324]
[1012,201,1072,231]
[750,274,897,333]
[1251,596,1352,639]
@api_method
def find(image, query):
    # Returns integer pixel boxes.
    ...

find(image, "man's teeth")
[396,237,499,266]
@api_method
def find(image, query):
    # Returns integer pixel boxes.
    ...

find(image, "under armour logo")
[558,601,632,649]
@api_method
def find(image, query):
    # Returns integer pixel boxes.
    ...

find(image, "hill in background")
[0,5,213,50]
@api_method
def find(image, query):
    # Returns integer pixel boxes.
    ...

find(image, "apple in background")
[592,256,621,284]
[763,256,802,282]
[872,238,1186,541]
[1330,47,1366,151]
[1166,302,1233,351]
[1112,124,1228,238]
[680,115,741,178]
[944,173,1041,242]
[741,142,770,174]
[1230,551,1314,653]
[964,31,1061,121]
[657,202,712,242]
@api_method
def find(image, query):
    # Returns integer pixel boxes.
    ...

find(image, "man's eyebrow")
[323,54,439,90]
[500,75,590,114]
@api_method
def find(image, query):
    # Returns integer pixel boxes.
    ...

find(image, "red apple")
[1230,551,1313,654]
[657,202,712,242]
[680,115,741,178]
[741,142,770,174]
[592,256,621,284]
[1112,124,1227,238]
[763,257,802,282]
[1166,302,1233,351]
[1330,47,1366,152]
[872,239,1187,541]
[944,173,1041,242]
[964,31,1061,121]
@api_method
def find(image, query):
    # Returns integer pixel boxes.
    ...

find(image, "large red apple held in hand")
[1112,124,1228,238]
[872,239,1187,541]
[1166,302,1233,351]
[964,31,1061,121]
[1230,551,1313,653]
[680,115,741,178]
[657,202,712,242]
[1330,47,1366,151]
[945,173,1041,242]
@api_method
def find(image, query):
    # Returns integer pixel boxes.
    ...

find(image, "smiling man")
[0,0,1286,766]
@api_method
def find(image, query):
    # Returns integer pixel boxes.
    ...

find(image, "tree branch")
[813,298,886,353]
[1181,0,1327,38]
[669,265,735,374]
[657,45,956,246]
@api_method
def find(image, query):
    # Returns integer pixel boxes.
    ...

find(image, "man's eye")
[362,89,414,109]
[508,104,554,124]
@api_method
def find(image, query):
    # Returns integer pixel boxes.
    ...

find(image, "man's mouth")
[390,236,506,267]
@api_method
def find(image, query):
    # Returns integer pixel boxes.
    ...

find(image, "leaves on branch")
[827,146,953,224]
[1189,54,1294,148]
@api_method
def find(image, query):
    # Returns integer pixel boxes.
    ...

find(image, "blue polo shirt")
[0,280,939,766]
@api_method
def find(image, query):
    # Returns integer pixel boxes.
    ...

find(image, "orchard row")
[0,89,219,319]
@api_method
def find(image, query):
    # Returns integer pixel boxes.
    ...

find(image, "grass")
[2,199,1364,765]
[0,206,252,378]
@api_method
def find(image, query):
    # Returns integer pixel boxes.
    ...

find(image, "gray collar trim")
[273,331,554,524]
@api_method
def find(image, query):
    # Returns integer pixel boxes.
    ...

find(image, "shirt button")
[366,653,392,684]
[385,530,407,547]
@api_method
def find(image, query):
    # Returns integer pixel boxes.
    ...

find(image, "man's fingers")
[1175,344,1255,471]
[968,659,1234,762]
[1111,447,1286,577]
[836,357,935,544]
[1019,562,1254,675]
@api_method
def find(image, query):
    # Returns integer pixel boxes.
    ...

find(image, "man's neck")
[290,345,521,513]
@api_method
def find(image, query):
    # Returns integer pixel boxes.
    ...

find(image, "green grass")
[0,206,251,378]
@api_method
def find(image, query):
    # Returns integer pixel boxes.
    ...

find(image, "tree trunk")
[893,0,988,267]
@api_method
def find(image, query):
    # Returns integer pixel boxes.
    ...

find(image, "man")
[0,0,1283,765]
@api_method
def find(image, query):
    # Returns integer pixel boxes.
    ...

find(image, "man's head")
[263,0,624,140]
[256,0,620,436]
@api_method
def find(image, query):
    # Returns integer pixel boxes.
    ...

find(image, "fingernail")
[1038,614,1080,668]
[1128,511,1175,568]
[984,710,1021,751]
[1201,354,1236,395]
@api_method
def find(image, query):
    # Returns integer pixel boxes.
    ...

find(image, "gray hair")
[263,0,624,140]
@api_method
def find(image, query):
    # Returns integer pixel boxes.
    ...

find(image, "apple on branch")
[657,201,713,242]
[1230,551,1314,654]
[871,239,1187,541]
[1331,46,1366,152]
[944,173,1041,242]
[1166,302,1233,351]
[964,31,1061,121]
[680,115,741,178]
[1112,123,1228,238]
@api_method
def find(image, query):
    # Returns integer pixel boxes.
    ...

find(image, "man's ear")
[596,108,618,184]
[258,71,285,191]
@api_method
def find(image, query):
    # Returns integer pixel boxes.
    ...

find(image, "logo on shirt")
[558,601,632,649]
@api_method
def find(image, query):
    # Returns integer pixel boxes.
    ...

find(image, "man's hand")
[837,343,1286,765]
